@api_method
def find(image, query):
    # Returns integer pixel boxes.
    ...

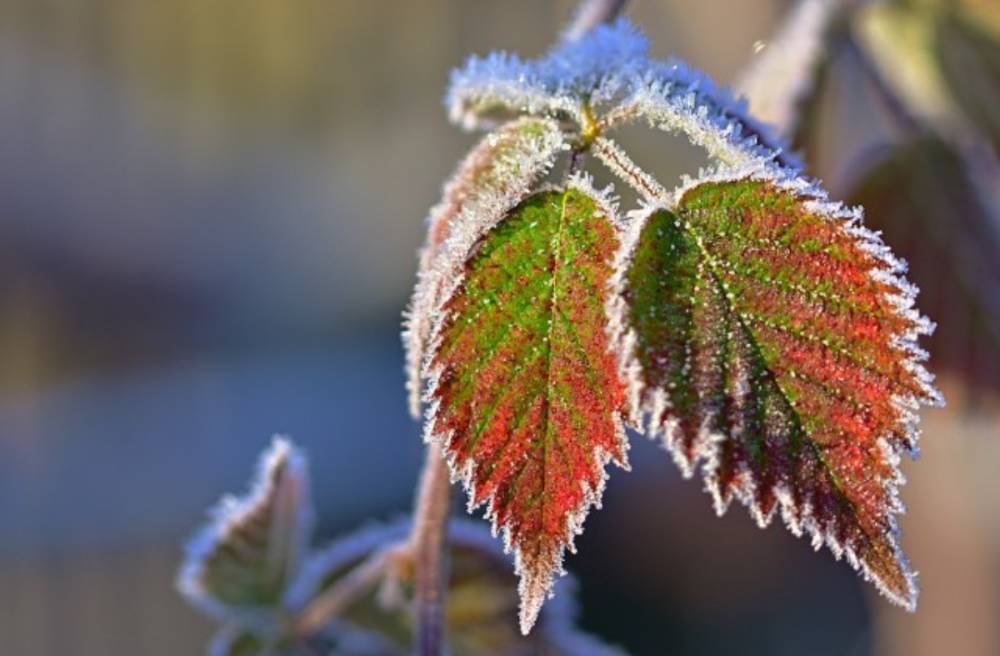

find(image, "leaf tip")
[516,554,555,636]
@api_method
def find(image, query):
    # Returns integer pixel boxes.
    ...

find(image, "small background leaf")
[210,626,267,656]
[178,437,313,621]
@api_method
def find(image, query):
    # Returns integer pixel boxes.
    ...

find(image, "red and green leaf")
[424,179,628,633]
[404,117,566,417]
[617,173,942,609]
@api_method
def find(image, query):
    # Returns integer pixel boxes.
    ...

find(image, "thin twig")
[593,136,670,202]
[564,0,630,42]
[734,0,842,141]
[292,543,407,637]
[566,148,589,177]
[408,442,452,656]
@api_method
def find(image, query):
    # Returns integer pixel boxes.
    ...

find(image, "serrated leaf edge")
[421,174,630,635]
[610,166,944,611]
[403,117,567,417]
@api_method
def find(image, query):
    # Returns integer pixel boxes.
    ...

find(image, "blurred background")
[0,1,997,654]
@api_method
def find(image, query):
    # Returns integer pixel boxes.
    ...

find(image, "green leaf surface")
[619,174,941,609]
[404,117,565,417]
[425,179,629,633]
[178,437,312,620]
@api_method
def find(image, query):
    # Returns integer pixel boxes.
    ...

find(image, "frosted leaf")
[615,169,942,611]
[542,18,650,95]
[735,0,838,141]
[423,179,629,634]
[446,19,650,129]
[403,117,565,417]
[618,57,802,171]
[177,437,313,622]
[445,51,573,130]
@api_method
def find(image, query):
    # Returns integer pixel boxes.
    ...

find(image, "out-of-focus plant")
[177,438,620,655]
[173,0,989,653]
[738,0,1000,397]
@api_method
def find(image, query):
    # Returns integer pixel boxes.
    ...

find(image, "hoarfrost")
[403,117,565,417]
[447,19,800,171]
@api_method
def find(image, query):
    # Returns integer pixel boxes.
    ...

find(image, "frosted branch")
[408,443,452,656]
[843,33,921,135]
[593,136,669,202]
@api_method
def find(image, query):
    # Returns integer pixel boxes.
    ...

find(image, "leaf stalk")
[408,442,452,656]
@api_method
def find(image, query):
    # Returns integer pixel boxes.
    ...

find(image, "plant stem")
[564,0,630,41]
[566,148,589,177]
[408,442,451,656]
[292,544,405,637]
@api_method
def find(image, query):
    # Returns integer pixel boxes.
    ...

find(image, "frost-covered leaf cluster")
[178,438,622,656]
[406,18,942,634]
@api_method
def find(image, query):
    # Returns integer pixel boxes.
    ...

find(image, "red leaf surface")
[424,179,628,633]
[616,172,942,609]
[404,117,565,417]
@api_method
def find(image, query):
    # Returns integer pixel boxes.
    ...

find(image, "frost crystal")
[403,117,565,417]
[447,19,799,170]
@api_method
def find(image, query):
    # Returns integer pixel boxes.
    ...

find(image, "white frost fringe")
[422,173,631,635]
[612,164,942,611]
[403,118,566,418]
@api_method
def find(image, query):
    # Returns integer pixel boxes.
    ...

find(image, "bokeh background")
[1,1,997,654]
